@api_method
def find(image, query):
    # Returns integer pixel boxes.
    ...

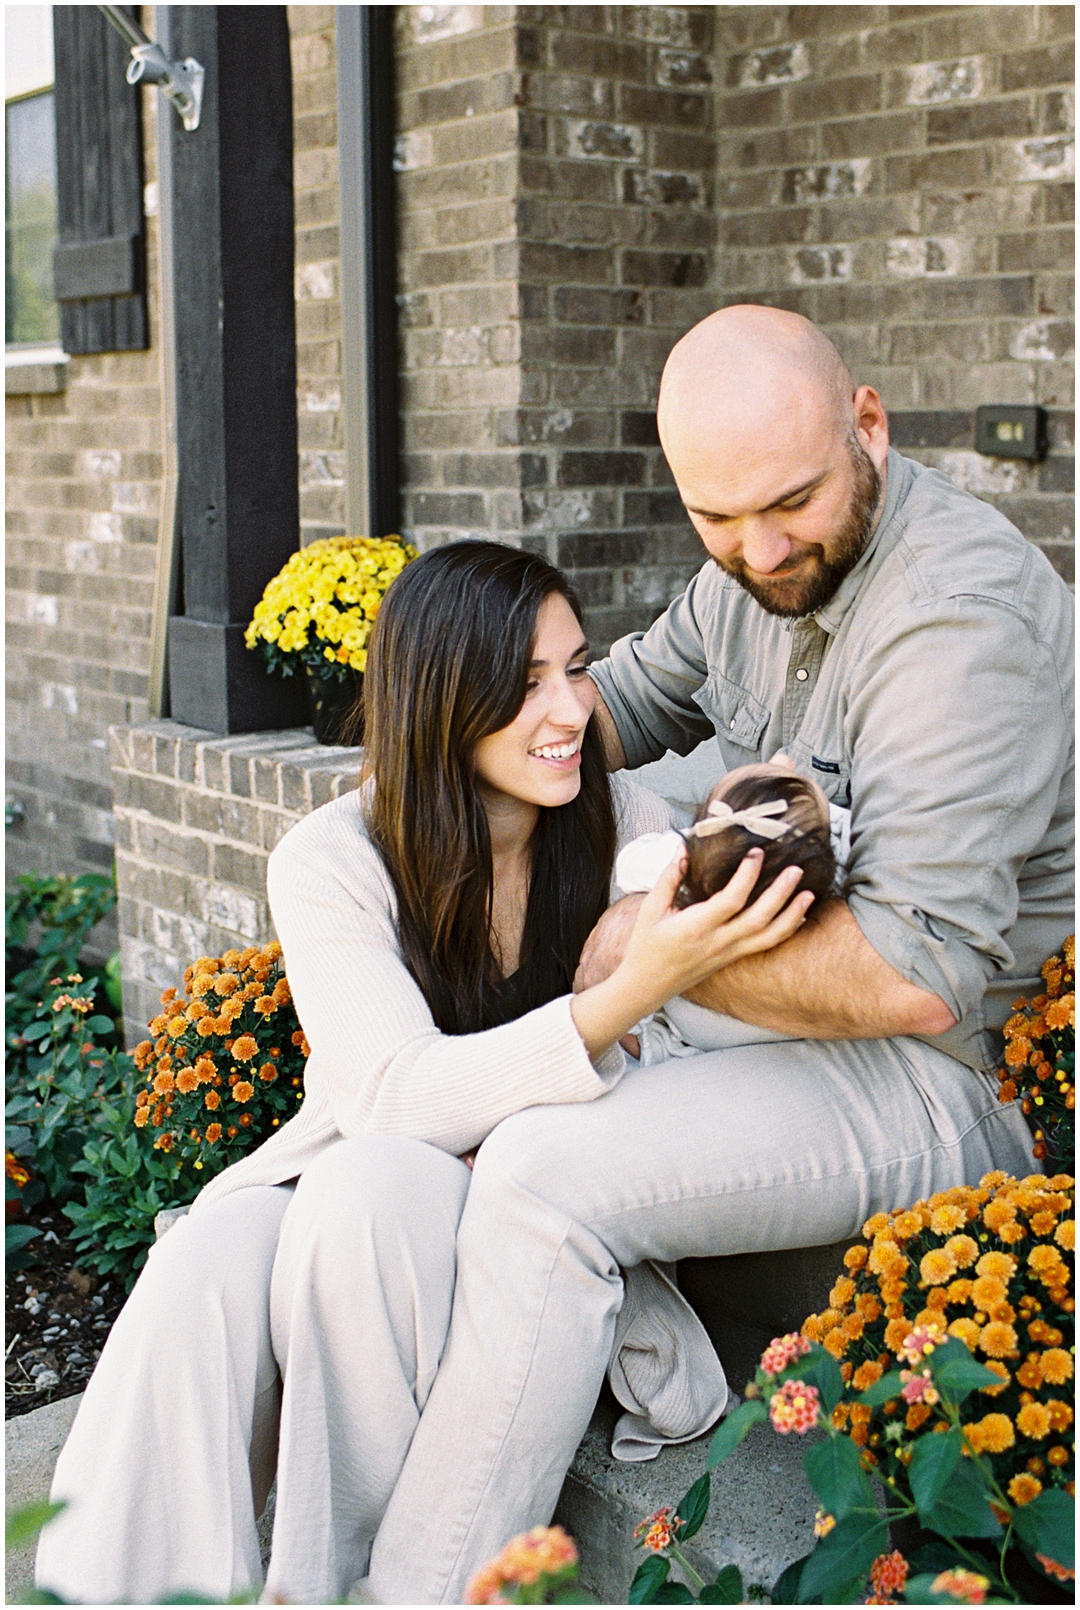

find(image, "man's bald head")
[658,305,856,467]
[655,305,889,618]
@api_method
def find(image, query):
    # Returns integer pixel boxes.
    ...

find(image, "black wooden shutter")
[51,6,148,354]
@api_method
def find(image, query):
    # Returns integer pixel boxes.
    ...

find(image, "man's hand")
[574,894,643,992]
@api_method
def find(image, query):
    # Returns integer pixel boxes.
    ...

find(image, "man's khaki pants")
[37,1035,1034,1605]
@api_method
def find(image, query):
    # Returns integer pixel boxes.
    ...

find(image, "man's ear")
[853,384,889,468]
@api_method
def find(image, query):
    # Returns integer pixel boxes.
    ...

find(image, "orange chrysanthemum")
[1046,1399,1073,1432]
[963,1414,1014,1455]
[970,1275,1007,1309]
[205,1123,222,1144]
[204,1090,221,1111]
[231,1034,259,1062]
[978,1322,1018,1358]
[232,1081,255,1104]
[1015,1402,1052,1440]
[920,1248,956,1285]
[1039,1347,1073,1385]
[175,1067,198,1095]
[974,1251,1016,1280]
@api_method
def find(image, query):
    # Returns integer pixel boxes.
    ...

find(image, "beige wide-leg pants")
[35,1137,471,1607]
[37,1035,1035,1606]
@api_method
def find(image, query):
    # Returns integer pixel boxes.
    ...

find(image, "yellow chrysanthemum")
[946,1317,982,1349]
[970,1275,1008,1309]
[929,1204,968,1235]
[1007,1473,1043,1506]
[1054,1219,1074,1251]
[1039,1348,1073,1385]
[978,1322,1018,1358]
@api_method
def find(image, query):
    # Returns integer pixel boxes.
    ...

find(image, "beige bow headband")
[687,798,793,842]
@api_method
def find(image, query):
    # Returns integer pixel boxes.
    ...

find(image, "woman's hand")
[570,847,813,1059]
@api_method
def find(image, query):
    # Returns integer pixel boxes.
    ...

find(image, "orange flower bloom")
[258,1062,278,1082]
[1035,1554,1074,1585]
[868,1551,908,1599]
[166,1015,187,1039]
[1016,1358,1043,1390]
[204,1090,221,1111]
[970,1275,1007,1309]
[892,1210,923,1240]
[963,1414,1014,1455]
[997,1221,1026,1244]
[829,1276,856,1307]
[906,1402,933,1431]
[843,1244,868,1271]
[231,1034,259,1062]
[1039,1347,1073,1385]
[175,1067,198,1095]
[975,1250,1016,1280]
[929,1204,968,1235]
[822,1327,848,1358]
[1044,994,1074,1029]
[1028,1244,1065,1275]
[855,1294,883,1322]
[1053,1219,1073,1251]
[232,1081,255,1104]
[868,1240,906,1276]
[979,1361,1009,1397]
[196,1017,217,1036]
[152,1071,175,1096]
[920,1248,956,1285]
[769,1380,821,1434]
[983,1199,1017,1232]
[213,973,240,996]
[133,1107,150,1128]
[852,1359,884,1392]
[946,1318,982,1350]
[205,1123,222,1144]
[1047,1444,1069,1465]
[1004,1037,1032,1067]
[884,1317,912,1353]
[1046,1399,1073,1432]
[254,996,276,1015]
[153,1132,173,1152]
[1016,1401,1052,1439]
[978,1322,1018,1358]
[931,1567,989,1602]
[1007,1473,1042,1506]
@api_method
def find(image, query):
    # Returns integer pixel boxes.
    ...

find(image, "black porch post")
[166,5,306,734]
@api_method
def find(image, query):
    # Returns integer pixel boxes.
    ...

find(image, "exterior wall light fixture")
[96,4,204,131]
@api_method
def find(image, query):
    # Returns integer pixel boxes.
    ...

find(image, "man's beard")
[718,439,884,618]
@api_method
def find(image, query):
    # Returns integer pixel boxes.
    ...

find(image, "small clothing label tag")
[811,756,842,774]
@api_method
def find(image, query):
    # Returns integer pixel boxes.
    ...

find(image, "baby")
[615,758,851,1061]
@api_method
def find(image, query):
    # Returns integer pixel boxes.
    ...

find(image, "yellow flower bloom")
[1053,1219,1074,1251]
[978,1321,1018,1358]
[970,1275,1007,1309]
[929,1204,968,1235]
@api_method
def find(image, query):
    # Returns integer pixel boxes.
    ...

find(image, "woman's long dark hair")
[362,541,617,1035]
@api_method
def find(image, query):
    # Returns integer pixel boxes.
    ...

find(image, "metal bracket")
[96,5,204,132]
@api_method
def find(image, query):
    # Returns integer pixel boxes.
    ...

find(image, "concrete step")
[8,1390,818,1606]
[554,1389,819,1604]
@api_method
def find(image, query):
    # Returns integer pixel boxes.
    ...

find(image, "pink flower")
[896,1321,946,1366]
[899,1368,939,1406]
[768,1379,821,1434]
[760,1332,812,1376]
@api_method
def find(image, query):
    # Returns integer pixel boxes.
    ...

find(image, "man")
[366,307,1071,1603]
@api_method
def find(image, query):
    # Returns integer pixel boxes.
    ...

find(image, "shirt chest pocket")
[786,733,852,808]
[693,672,770,755]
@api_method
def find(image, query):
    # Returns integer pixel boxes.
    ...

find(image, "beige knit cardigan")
[192,770,730,1458]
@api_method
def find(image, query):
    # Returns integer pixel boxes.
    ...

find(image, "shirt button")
[729,718,736,729]
[795,667,809,682]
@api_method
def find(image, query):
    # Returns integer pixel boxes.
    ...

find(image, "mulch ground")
[5,1201,125,1419]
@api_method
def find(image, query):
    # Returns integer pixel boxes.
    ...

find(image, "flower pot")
[304,666,364,746]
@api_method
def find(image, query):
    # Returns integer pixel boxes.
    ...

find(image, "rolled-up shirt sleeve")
[843,597,1070,1023]
[589,569,716,766]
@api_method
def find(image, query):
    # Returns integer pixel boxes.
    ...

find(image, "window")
[5,5,59,349]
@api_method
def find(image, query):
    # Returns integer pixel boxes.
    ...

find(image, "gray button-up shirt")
[591,449,1074,1071]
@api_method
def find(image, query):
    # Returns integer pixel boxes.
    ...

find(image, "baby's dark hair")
[679,772,835,914]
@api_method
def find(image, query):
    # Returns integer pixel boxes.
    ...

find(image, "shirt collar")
[813,448,911,636]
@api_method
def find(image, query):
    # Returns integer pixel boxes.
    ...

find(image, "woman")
[37,543,809,1606]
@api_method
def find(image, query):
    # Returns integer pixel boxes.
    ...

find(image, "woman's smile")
[473,593,596,814]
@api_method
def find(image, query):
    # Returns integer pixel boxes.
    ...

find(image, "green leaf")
[5,1500,67,1550]
[653,1586,695,1604]
[915,1455,1001,1540]
[803,1434,875,1521]
[675,1472,711,1542]
[796,1513,889,1604]
[789,1347,844,1414]
[927,1338,1003,1405]
[909,1428,963,1515]
[707,1399,768,1469]
[84,1015,115,1035]
[856,1370,907,1406]
[1010,1487,1074,1570]
[700,1565,743,1604]
[6,1222,40,1254]
[630,1555,671,1604]
[771,1553,814,1606]
[22,1021,53,1041]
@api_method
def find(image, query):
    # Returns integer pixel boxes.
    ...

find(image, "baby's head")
[679,760,835,911]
